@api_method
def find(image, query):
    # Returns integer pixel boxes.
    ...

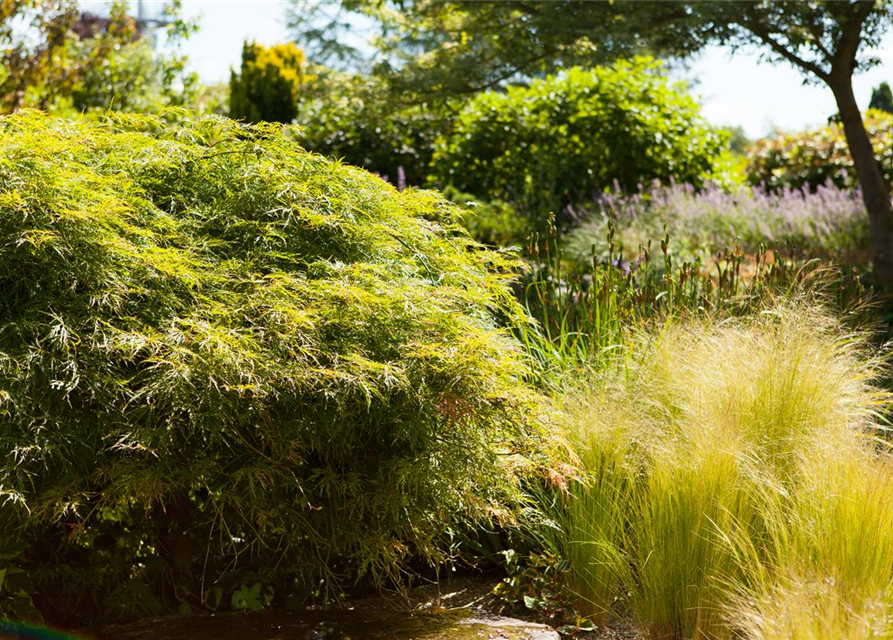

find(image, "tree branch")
[834,0,875,73]
[514,2,542,17]
[804,18,833,60]
[741,17,831,82]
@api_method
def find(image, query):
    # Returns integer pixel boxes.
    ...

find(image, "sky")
[683,40,893,138]
[80,0,893,139]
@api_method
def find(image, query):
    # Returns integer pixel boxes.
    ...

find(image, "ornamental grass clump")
[733,454,893,640]
[561,295,892,639]
[0,111,550,622]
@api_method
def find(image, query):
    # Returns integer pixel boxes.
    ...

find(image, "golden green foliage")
[734,455,893,640]
[0,111,550,621]
[230,42,313,123]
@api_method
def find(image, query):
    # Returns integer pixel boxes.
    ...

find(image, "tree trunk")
[829,76,893,284]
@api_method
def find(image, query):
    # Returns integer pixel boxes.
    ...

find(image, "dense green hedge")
[430,58,731,227]
[746,109,893,191]
[0,111,548,623]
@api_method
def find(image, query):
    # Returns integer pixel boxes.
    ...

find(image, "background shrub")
[229,42,312,123]
[0,111,549,624]
[430,58,731,230]
[869,82,893,114]
[439,186,530,247]
[746,109,893,191]
[294,70,453,187]
[3,3,202,118]
[65,37,203,115]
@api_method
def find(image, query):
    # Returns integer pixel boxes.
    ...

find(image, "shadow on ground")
[97,609,557,640]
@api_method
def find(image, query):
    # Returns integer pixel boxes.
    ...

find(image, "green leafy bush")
[493,550,581,629]
[0,111,549,623]
[295,70,452,187]
[431,58,731,229]
[746,109,893,191]
[64,37,202,115]
[229,42,312,123]
[20,2,204,118]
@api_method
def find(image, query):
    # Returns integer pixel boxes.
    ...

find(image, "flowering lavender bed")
[564,181,868,264]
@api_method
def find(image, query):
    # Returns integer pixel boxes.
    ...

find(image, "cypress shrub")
[229,42,311,123]
[0,111,548,622]
[869,82,893,114]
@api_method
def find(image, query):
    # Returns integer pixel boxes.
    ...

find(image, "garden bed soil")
[96,578,642,640]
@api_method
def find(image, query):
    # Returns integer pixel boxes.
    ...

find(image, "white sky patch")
[680,37,893,138]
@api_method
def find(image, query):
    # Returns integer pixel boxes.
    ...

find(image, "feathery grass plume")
[561,289,891,638]
[549,395,637,624]
[734,576,893,640]
[0,110,555,622]
[731,453,893,640]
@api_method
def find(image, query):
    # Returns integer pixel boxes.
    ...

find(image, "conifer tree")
[870,81,893,114]
[229,41,311,123]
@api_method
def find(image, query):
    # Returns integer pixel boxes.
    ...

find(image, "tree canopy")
[0,0,197,114]
[290,1,893,98]
[0,0,131,112]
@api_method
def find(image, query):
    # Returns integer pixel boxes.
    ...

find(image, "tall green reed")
[515,214,866,387]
